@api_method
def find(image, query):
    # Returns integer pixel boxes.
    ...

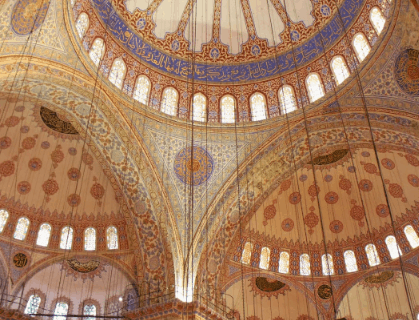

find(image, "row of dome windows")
[240,225,419,275]
[74,7,386,122]
[0,210,119,250]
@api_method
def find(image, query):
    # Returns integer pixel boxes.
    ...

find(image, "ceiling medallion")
[250,277,291,298]
[67,258,100,273]
[174,146,214,186]
[394,49,419,97]
[13,253,28,268]
[361,270,400,289]
[11,0,50,35]
[308,149,349,166]
[63,258,106,282]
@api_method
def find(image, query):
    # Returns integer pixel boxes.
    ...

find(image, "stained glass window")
[278,85,297,114]
[221,95,236,123]
[107,226,118,250]
[370,7,385,35]
[84,227,96,251]
[0,209,9,233]
[321,254,334,275]
[241,242,253,265]
[109,58,126,90]
[60,226,73,250]
[385,235,402,259]
[89,38,105,67]
[24,294,41,315]
[76,13,89,39]
[300,254,310,276]
[36,223,51,247]
[83,304,96,320]
[250,93,267,121]
[53,302,69,320]
[259,247,270,270]
[306,73,325,103]
[278,252,290,274]
[365,243,380,266]
[192,93,207,122]
[133,76,151,105]
[161,87,179,116]
[331,56,350,85]
[14,217,29,240]
[353,33,371,62]
[344,250,358,273]
[404,225,419,248]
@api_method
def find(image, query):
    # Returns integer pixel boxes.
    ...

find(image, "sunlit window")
[24,294,41,315]
[250,93,267,121]
[241,242,253,265]
[60,226,73,250]
[300,254,310,276]
[133,76,151,105]
[404,225,419,248]
[71,0,76,7]
[107,226,118,250]
[192,93,207,122]
[14,217,29,241]
[76,13,89,38]
[331,56,350,85]
[84,227,96,251]
[278,85,297,114]
[322,254,334,275]
[161,87,178,116]
[278,251,290,274]
[89,38,105,67]
[353,33,371,62]
[259,247,270,270]
[385,235,402,259]
[365,243,380,266]
[36,223,52,247]
[344,250,358,273]
[53,302,69,320]
[108,58,126,89]
[0,209,9,233]
[83,304,96,320]
[221,95,236,123]
[370,7,386,35]
[306,73,325,103]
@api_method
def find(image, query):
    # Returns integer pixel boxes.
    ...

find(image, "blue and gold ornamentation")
[174,146,214,186]
[394,49,419,97]
[11,0,50,35]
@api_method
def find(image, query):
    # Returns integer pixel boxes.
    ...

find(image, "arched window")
[259,247,270,270]
[133,76,151,105]
[306,73,325,103]
[109,58,126,89]
[365,243,380,266]
[353,33,371,62]
[278,251,290,274]
[250,92,267,121]
[89,38,105,67]
[83,304,96,320]
[220,95,236,123]
[344,250,358,273]
[331,56,350,85]
[321,254,334,275]
[53,302,69,320]
[404,225,419,248]
[60,226,73,250]
[84,227,96,251]
[0,209,9,233]
[192,93,207,122]
[36,223,52,247]
[241,242,253,265]
[370,7,386,35]
[278,85,297,114]
[24,294,41,315]
[13,217,29,240]
[107,226,118,250]
[300,254,310,276]
[75,13,89,38]
[161,87,179,116]
[385,235,402,259]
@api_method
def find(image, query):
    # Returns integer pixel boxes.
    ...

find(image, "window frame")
[305,72,325,103]
[108,58,127,90]
[89,38,106,67]
[352,32,371,63]
[278,85,297,115]
[36,223,52,247]
[160,87,179,116]
[220,94,237,123]
[343,250,358,273]
[84,227,97,251]
[191,92,207,122]
[106,226,119,250]
[330,55,350,85]
[13,217,30,241]
[75,12,89,39]
[369,6,386,35]
[0,209,9,233]
[133,75,151,105]
[249,92,268,122]
[60,226,74,250]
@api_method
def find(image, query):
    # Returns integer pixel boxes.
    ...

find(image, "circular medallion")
[174,146,214,186]
[394,49,419,96]
[13,253,28,268]
[317,284,332,299]
[11,0,50,35]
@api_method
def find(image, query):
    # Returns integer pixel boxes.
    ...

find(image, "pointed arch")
[75,13,89,39]
[250,92,267,121]
[220,95,236,123]
[353,33,371,62]
[370,7,386,35]
[331,55,350,85]
[278,85,297,114]
[161,87,179,116]
[89,38,105,67]
[306,73,325,103]
[133,75,151,105]
[192,93,207,122]
[109,58,127,89]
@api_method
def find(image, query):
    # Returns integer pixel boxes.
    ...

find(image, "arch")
[278,251,290,274]
[36,223,52,247]
[321,253,334,275]
[306,73,325,103]
[191,93,207,122]
[161,87,179,116]
[353,33,371,62]
[370,7,386,35]
[331,55,350,85]
[108,58,127,90]
[53,301,69,320]
[83,304,96,320]
[133,75,151,105]
[300,254,310,276]
[385,235,402,259]
[250,92,267,121]
[14,217,30,240]
[220,95,236,123]
[79,299,101,316]
[365,243,380,266]
[278,85,297,115]
[259,247,270,270]
[84,227,96,251]
[24,294,41,315]
[0,209,9,233]
[89,38,105,67]
[106,226,118,250]
[60,226,73,250]
[404,225,419,248]
[344,250,358,273]
[75,13,89,39]
[241,242,253,265]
